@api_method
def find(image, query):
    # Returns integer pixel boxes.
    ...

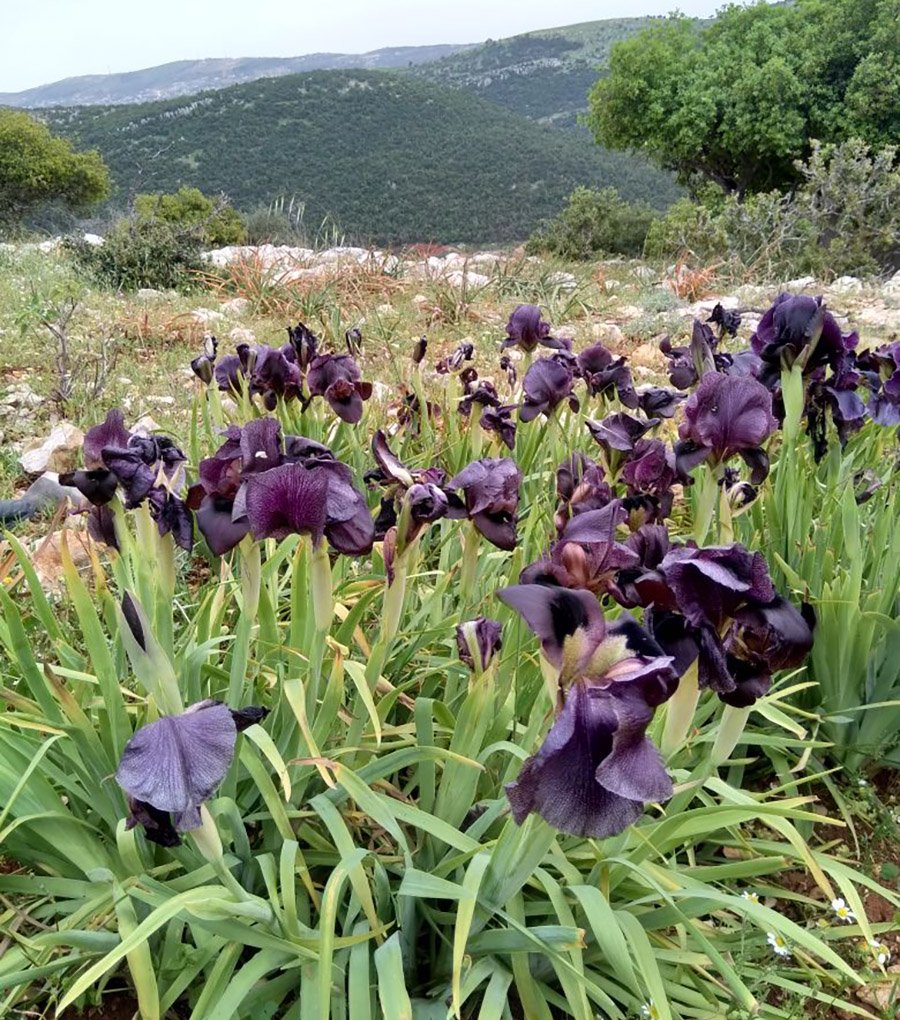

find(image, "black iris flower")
[498,585,677,839]
[117,699,268,846]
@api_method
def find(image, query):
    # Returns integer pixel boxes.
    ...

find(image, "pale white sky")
[2,0,732,92]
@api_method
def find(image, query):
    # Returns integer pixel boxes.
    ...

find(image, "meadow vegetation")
[0,238,898,1019]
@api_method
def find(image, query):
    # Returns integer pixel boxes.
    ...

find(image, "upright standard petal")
[498,584,606,675]
[502,304,559,353]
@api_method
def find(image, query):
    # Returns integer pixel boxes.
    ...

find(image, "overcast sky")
[2,0,732,93]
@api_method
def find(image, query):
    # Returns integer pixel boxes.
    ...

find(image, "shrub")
[644,140,900,279]
[134,186,246,246]
[66,216,205,291]
[527,186,658,260]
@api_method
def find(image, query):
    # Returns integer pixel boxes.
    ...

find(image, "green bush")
[643,140,900,278]
[526,186,658,259]
[134,186,246,246]
[66,216,205,291]
[642,197,730,265]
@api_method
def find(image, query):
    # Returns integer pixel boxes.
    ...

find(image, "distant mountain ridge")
[414,18,661,126]
[0,45,473,108]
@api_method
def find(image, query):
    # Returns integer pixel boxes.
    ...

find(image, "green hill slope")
[44,70,681,245]
[414,18,662,126]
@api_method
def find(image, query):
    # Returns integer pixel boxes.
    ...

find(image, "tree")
[134,186,246,246]
[0,109,109,227]
[587,0,900,197]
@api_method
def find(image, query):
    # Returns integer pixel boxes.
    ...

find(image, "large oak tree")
[587,0,899,196]
[0,109,109,227]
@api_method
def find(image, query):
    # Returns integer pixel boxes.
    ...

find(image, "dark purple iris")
[307,353,373,424]
[285,321,319,371]
[863,341,900,426]
[620,439,678,521]
[708,303,741,339]
[252,345,303,410]
[117,699,268,846]
[446,457,522,551]
[499,353,517,388]
[459,380,501,417]
[554,453,614,533]
[214,354,246,396]
[751,293,858,388]
[479,405,517,450]
[190,419,373,556]
[520,355,579,422]
[805,355,868,459]
[61,412,188,535]
[502,304,568,353]
[456,617,503,673]
[586,412,660,481]
[576,343,637,407]
[368,430,448,547]
[190,335,218,385]
[620,541,815,706]
[243,463,328,542]
[635,387,686,419]
[411,336,428,364]
[149,490,194,552]
[498,585,677,838]
[521,521,638,596]
[676,372,777,483]
[87,504,120,550]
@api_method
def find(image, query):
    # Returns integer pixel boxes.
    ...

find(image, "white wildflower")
[830,898,856,923]
[741,890,760,904]
[640,1002,661,1020]
[767,931,791,958]
[867,938,891,966]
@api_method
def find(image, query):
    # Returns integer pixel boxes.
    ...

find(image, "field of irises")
[0,253,899,1020]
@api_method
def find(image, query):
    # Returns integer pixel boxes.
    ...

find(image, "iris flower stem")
[710,705,752,767]
[380,554,411,647]
[693,465,720,545]
[459,524,480,606]
[717,484,735,544]
[661,658,701,756]
[310,541,334,635]
[228,538,261,705]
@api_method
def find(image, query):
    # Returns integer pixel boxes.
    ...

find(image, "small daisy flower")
[741,890,760,904]
[640,1002,661,1020]
[867,938,891,966]
[767,931,791,958]
[857,778,868,787]
[830,898,856,924]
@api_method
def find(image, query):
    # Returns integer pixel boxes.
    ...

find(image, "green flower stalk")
[710,704,753,767]
[310,539,334,634]
[459,522,481,603]
[661,658,700,756]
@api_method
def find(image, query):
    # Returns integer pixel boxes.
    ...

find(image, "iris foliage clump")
[0,295,898,1020]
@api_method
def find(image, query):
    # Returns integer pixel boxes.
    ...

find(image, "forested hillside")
[44,70,681,244]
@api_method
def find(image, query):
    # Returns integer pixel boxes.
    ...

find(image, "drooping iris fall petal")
[117,700,268,845]
[243,462,329,542]
[677,372,777,482]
